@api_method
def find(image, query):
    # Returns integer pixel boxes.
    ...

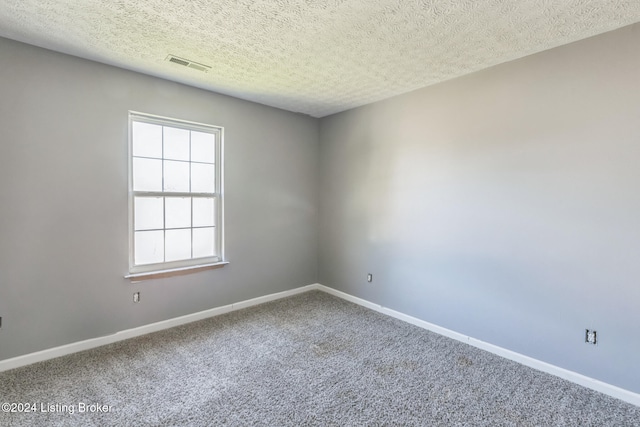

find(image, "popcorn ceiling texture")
[0,0,639,117]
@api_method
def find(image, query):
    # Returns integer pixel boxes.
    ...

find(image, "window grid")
[129,112,223,274]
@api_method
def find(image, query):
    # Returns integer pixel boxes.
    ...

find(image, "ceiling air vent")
[166,55,211,73]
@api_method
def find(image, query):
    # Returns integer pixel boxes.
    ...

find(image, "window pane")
[191,163,215,193]
[166,229,191,262]
[165,197,191,229]
[132,122,162,158]
[191,131,215,163]
[163,127,189,161]
[193,227,215,258]
[164,160,190,192]
[134,197,163,231]
[135,230,164,265]
[193,197,215,227]
[133,158,162,191]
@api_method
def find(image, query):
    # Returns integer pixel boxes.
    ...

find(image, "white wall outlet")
[585,329,597,345]
[133,292,140,303]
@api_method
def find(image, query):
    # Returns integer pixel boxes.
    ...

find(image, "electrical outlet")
[367,273,373,283]
[133,292,140,303]
[585,329,597,345]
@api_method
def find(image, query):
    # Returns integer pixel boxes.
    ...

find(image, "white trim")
[127,111,225,275]
[129,110,219,132]
[125,261,229,280]
[315,284,640,407]
[0,284,319,373]
[1,282,638,407]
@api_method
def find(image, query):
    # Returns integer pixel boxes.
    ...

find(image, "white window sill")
[125,261,229,281]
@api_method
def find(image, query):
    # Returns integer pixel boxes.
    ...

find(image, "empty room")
[1,1,639,425]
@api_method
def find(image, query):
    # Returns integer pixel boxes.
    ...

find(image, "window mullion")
[133,191,213,198]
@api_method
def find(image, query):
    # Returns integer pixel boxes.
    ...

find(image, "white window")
[128,112,224,276]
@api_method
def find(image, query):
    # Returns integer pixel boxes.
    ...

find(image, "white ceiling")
[0,1,638,118]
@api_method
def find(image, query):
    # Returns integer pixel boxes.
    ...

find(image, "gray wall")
[0,37,319,361]
[1,22,639,395]
[319,23,640,393]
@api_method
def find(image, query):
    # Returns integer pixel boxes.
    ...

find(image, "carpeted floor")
[1,290,638,426]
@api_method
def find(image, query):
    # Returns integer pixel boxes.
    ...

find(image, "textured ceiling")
[0,1,639,117]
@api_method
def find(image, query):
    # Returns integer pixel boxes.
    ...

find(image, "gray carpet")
[1,290,638,426]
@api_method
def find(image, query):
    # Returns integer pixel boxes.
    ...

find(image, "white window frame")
[127,111,225,277]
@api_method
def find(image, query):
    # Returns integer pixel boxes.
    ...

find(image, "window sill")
[125,261,229,282]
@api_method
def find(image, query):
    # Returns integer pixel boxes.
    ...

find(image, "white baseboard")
[2,282,638,407]
[0,284,319,373]
[315,284,640,407]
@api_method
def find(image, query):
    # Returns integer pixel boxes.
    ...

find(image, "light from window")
[128,112,223,274]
